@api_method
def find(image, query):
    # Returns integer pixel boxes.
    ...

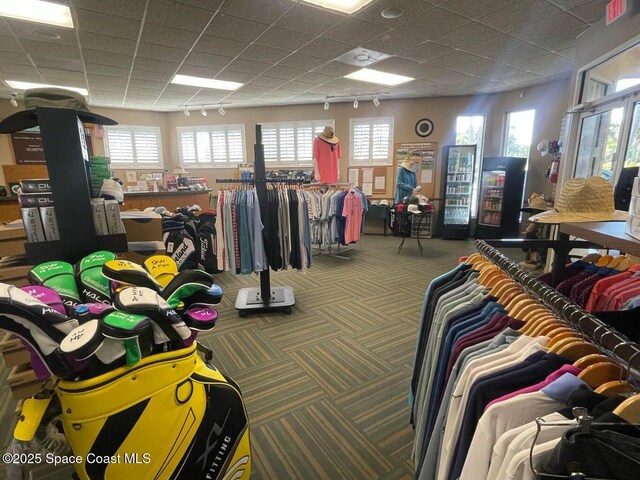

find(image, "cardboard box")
[0,333,31,367]
[18,192,54,208]
[121,211,163,242]
[0,223,27,257]
[120,241,166,264]
[0,259,33,287]
[8,363,42,400]
[19,179,51,193]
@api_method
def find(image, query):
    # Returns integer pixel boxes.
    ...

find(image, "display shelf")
[559,221,640,257]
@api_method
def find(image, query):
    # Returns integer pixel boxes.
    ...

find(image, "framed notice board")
[10,128,46,165]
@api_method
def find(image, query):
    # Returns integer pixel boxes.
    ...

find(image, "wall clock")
[415,118,434,137]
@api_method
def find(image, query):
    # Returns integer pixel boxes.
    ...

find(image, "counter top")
[124,189,211,197]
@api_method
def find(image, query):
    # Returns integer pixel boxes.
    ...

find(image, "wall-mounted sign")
[606,0,627,25]
[10,129,46,164]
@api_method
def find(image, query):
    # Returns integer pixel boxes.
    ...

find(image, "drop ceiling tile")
[371,56,422,76]
[31,55,84,72]
[224,58,271,75]
[401,8,471,40]
[435,22,502,48]
[271,88,309,97]
[356,0,434,28]
[140,24,200,50]
[146,0,213,31]
[0,35,20,53]
[557,46,575,58]
[137,43,190,63]
[128,78,167,90]
[163,84,202,96]
[0,63,38,77]
[19,40,80,59]
[76,9,141,40]
[88,73,128,88]
[216,71,256,83]
[248,75,288,88]
[423,50,485,69]
[452,60,525,80]
[0,51,30,65]
[323,17,388,45]
[549,0,593,9]
[496,71,546,85]
[39,69,86,83]
[83,49,132,68]
[501,46,561,68]
[569,0,608,23]
[298,38,355,60]
[206,14,270,42]
[263,64,308,80]
[124,94,159,103]
[224,92,260,102]
[510,14,586,43]
[91,90,125,102]
[174,0,225,11]
[256,27,314,51]
[178,63,225,78]
[477,0,553,32]
[322,78,363,91]
[292,71,335,85]
[463,33,526,57]
[397,41,456,63]
[221,0,295,24]
[85,63,130,77]
[278,53,326,71]
[312,61,359,77]
[79,32,137,56]
[414,65,477,83]
[277,80,315,92]
[189,91,228,104]
[126,85,165,97]
[275,3,346,36]
[364,31,423,56]
[536,35,577,54]
[240,44,292,64]
[133,57,180,73]
[521,53,573,76]
[236,84,272,95]
[547,71,572,82]
[194,35,250,58]
[130,68,173,82]
[439,0,514,20]
[73,0,146,19]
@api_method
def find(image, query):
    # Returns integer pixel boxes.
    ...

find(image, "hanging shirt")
[313,137,340,183]
[342,190,363,244]
[395,166,417,204]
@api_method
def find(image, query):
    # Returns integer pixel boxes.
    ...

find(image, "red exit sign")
[606,0,627,25]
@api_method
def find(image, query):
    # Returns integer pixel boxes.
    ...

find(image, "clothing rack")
[215,127,303,316]
[475,239,640,379]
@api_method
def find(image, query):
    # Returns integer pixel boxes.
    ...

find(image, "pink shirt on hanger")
[342,191,363,244]
[313,137,340,183]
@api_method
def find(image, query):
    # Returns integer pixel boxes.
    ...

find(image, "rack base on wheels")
[235,286,295,317]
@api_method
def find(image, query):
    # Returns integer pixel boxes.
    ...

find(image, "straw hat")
[529,176,628,224]
[317,126,339,144]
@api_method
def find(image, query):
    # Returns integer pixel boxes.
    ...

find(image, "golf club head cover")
[19,286,66,315]
[163,227,197,271]
[28,261,81,314]
[102,310,155,366]
[181,284,224,308]
[143,255,178,288]
[184,304,218,332]
[102,259,162,292]
[0,283,79,377]
[161,269,214,299]
[164,282,221,310]
[76,251,117,304]
[114,286,191,348]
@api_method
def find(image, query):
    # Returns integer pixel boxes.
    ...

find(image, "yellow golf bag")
[55,343,251,479]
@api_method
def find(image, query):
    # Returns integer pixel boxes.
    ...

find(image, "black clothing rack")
[475,240,640,379]
[215,125,304,316]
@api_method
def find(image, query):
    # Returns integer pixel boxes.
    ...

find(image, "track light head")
[218,106,225,115]
[9,94,17,108]
[200,106,207,117]
[353,97,358,109]
[373,96,380,107]
[183,107,190,117]
[324,98,329,110]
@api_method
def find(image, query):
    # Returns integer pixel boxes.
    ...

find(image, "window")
[104,125,163,168]
[575,106,625,180]
[177,125,245,167]
[580,41,640,103]
[350,117,394,165]
[503,110,536,159]
[456,115,486,216]
[261,120,333,166]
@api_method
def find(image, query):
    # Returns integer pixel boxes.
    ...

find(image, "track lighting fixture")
[200,106,207,117]
[324,98,329,110]
[373,96,380,107]
[353,97,358,109]
[183,106,190,117]
[9,94,17,107]
[218,106,226,115]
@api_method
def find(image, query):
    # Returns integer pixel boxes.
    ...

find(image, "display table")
[122,189,211,211]
[559,221,640,257]
[365,204,389,236]
[392,211,432,255]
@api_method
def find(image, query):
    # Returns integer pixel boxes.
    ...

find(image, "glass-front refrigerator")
[475,157,527,239]
[438,145,477,239]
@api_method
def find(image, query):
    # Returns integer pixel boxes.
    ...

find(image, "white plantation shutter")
[350,117,394,165]
[105,126,163,167]
[177,125,246,167]
[261,120,334,166]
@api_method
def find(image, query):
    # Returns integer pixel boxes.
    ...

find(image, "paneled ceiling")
[0,0,608,111]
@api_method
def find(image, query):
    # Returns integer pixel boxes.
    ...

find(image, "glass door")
[477,170,505,226]
[443,146,475,225]
[574,105,625,180]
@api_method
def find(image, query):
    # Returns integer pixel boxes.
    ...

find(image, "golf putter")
[143,255,179,288]
[114,286,192,350]
[101,310,155,366]
[28,261,82,314]
[102,259,163,292]
[76,251,117,304]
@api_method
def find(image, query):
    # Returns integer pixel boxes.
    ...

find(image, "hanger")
[613,393,640,423]
[580,252,602,263]
[592,345,638,397]
[574,354,610,369]
[578,361,622,388]
[594,254,614,267]
[554,340,599,361]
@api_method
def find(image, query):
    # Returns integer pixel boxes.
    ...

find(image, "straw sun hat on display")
[529,176,628,224]
[317,126,339,144]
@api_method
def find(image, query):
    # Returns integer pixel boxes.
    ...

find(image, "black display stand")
[0,106,127,264]
[219,125,295,317]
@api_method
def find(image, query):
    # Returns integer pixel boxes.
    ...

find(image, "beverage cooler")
[474,156,527,239]
[438,145,477,239]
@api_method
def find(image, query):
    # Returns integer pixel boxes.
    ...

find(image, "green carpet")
[0,234,476,479]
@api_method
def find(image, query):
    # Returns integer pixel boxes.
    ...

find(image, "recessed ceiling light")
[5,80,88,95]
[381,7,404,19]
[171,74,243,91]
[35,29,61,40]
[335,47,390,67]
[0,0,74,28]
[301,0,375,14]
[345,68,414,86]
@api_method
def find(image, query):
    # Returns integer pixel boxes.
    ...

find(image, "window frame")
[177,124,247,169]
[104,124,164,169]
[349,116,395,166]
[259,119,335,167]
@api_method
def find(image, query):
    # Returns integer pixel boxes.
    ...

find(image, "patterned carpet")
[0,234,476,480]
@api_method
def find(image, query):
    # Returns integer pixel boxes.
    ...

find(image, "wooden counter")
[122,189,212,211]
[0,197,21,222]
